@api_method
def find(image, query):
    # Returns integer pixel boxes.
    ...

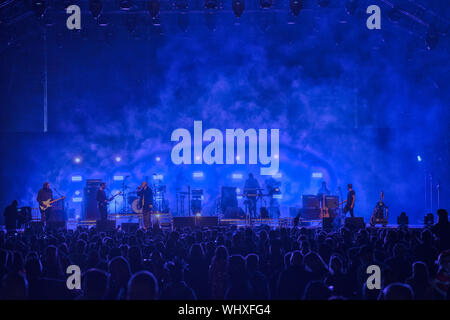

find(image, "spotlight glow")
[193,171,204,178]
[417,155,422,162]
[115,156,122,162]
[71,175,83,182]
[74,157,82,164]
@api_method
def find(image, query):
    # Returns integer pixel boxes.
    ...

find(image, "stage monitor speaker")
[323,217,338,231]
[325,196,339,209]
[302,195,320,209]
[345,217,365,230]
[301,208,321,220]
[121,223,140,233]
[195,216,218,227]
[46,221,67,231]
[173,217,196,228]
[224,207,245,219]
[28,222,44,233]
[96,220,116,232]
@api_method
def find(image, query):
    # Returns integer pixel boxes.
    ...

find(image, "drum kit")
[119,177,169,214]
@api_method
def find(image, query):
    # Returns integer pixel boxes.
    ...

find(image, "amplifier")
[325,196,339,209]
[173,217,196,228]
[302,195,320,209]
[344,217,365,230]
[300,208,321,220]
[121,222,140,233]
[96,220,116,232]
[46,221,67,231]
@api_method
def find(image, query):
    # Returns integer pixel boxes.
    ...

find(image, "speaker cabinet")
[96,220,116,232]
[121,222,140,233]
[173,217,196,228]
[344,217,365,230]
[46,221,67,231]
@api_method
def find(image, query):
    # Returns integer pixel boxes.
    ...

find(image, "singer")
[137,181,153,229]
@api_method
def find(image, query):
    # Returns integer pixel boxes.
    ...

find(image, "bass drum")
[131,199,143,214]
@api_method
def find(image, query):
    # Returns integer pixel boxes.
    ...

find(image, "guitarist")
[343,183,355,218]
[37,182,53,223]
[96,182,109,221]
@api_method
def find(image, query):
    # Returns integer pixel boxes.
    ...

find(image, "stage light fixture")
[153,174,164,180]
[178,12,189,32]
[345,0,358,15]
[97,15,108,26]
[318,0,330,7]
[232,0,245,18]
[113,175,124,181]
[175,0,188,10]
[120,0,132,10]
[426,28,439,50]
[312,172,323,178]
[193,171,204,178]
[75,190,81,196]
[115,156,122,162]
[89,0,103,19]
[205,0,219,10]
[205,11,216,31]
[232,173,243,179]
[388,6,401,23]
[417,155,422,162]
[74,157,82,164]
[148,0,160,19]
[32,0,47,17]
[73,197,83,203]
[71,175,83,182]
[289,0,303,16]
[156,156,161,162]
[260,0,272,9]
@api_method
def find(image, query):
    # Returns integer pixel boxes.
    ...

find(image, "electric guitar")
[319,194,330,219]
[99,191,122,207]
[39,196,66,211]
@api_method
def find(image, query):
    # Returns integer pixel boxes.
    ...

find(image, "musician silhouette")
[243,173,261,218]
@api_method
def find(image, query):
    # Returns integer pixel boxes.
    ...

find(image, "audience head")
[127,271,158,300]
[380,283,414,300]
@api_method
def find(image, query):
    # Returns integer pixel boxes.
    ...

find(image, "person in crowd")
[127,271,159,300]
[0,207,448,300]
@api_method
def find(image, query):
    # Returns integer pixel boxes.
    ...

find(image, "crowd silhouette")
[0,209,449,300]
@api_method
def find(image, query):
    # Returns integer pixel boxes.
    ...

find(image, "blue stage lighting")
[232,173,243,179]
[153,174,164,180]
[74,190,81,196]
[71,175,83,182]
[312,172,323,178]
[193,171,204,178]
[196,213,201,217]
[115,156,122,162]
[156,156,161,162]
[73,197,83,203]
[417,155,422,162]
[113,175,124,181]
[73,157,82,164]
